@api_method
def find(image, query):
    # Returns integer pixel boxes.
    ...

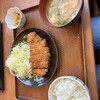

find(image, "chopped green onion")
[56,9,60,16]
[54,19,70,25]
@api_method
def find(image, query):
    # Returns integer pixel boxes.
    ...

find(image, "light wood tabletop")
[0,0,99,100]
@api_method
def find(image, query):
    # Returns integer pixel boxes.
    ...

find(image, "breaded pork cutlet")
[30,39,47,48]
[27,32,50,77]
[30,47,49,55]
[30,53,50,63]
[32,61,49,68]
[27,32,42,44]
[33,69,48,77]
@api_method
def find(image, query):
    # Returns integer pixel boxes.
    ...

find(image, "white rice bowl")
[48,76,91,100]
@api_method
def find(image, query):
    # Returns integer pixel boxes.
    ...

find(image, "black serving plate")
[12,28,58,87]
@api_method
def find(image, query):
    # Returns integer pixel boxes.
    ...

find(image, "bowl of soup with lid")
[39,0,84,28]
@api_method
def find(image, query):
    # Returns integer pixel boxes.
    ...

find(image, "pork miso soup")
[46,0,82,26]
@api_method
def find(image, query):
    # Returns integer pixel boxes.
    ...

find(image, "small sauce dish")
[5,7,26,29]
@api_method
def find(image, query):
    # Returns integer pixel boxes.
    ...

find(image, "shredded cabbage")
[6,43,33,78]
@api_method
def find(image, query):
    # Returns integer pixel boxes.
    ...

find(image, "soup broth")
[46,0,82,26]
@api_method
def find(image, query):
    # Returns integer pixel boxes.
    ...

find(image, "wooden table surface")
[0,0,99,100]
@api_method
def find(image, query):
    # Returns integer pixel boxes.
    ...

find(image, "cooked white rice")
[53,78,90,100]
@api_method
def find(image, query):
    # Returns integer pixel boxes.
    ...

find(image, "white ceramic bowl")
[5,7,26,29]
[48,76,91,100]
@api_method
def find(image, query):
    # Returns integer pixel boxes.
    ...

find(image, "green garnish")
[58,0,65,2]
[54,19,70,25]
[56,9,60,16]
[47,10,49,16]
[62,0,65,2]
[50,4,55,7]
[70,10,76,17]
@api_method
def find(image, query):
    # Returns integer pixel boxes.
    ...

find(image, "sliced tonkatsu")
[30,39,47,48]
[32,61,49,68]
[30,47,49,55]
[27,32,42,44]
[27,32,50,77]
[30,53,50,63]
[33,69,48,77]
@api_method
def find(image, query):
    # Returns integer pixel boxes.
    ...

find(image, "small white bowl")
[48,76,91,100]
[5,7,26,29]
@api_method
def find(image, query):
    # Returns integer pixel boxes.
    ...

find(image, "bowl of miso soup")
[39,0,84,28]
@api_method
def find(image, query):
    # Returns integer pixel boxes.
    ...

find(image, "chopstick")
[17,96,40,100]
[0,21,4,92]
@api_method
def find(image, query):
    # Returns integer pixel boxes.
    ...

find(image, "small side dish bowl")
[5,7,26,29]
[39,0,84,28]
[48,76,91,100]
